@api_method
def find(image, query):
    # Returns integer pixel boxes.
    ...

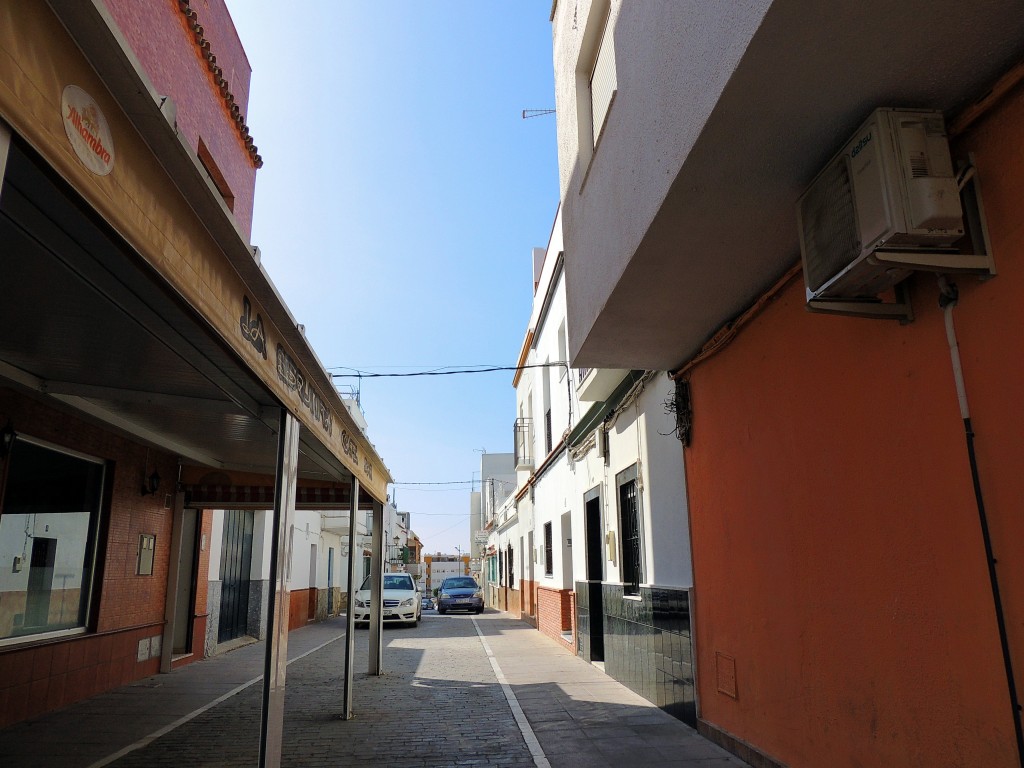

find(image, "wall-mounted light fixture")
[141,470,161,496]
[0,420,16,458]
[141,448,161,496]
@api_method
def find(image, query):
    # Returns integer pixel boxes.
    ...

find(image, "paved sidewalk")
[0,611,748,767]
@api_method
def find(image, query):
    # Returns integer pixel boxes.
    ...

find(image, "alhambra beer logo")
[61,85,115,176]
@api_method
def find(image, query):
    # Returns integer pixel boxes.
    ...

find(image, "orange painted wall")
[686,87,1024,767]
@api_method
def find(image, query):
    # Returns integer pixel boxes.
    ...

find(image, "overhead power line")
[393,480,477,486]
[330,362,567,379]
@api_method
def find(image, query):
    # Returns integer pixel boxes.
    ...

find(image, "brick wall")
[537,586,575,649]
[0,388,175,726]
[101,0,257,236]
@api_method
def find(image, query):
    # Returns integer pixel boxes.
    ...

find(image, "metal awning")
[0,134,349,484]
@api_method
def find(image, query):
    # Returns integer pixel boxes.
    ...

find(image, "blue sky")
[224,2,559,554]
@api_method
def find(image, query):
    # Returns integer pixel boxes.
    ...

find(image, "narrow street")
[0,611,746,768]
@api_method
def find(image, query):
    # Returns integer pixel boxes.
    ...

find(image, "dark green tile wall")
[576,582,695,724]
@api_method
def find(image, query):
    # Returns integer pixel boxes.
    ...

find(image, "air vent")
[799,156,859,293]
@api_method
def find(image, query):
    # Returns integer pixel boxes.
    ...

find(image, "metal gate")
[218,509,254,642]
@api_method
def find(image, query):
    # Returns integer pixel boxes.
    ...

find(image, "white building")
[489,204,695,720]
[471,452,515,587]
[205,502,370,655]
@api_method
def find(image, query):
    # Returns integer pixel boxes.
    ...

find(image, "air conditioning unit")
[797,108,969,303]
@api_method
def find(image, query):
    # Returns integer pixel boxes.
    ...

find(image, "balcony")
[577,367,630,403]
[513,417,533,471]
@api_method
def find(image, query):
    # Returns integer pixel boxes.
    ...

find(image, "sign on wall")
[61,85,114,176]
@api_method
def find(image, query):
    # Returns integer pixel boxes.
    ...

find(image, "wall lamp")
[141,469,161,496]
[0,421,15,458]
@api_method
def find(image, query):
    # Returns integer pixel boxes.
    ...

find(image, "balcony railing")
[513,417,533,470]
[576,367,591,385]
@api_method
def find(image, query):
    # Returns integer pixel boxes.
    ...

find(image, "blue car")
[437,577,484,615]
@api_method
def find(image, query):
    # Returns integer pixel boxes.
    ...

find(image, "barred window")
[544,522,553,577]
[506,544,514,588]
[617,465,643,596]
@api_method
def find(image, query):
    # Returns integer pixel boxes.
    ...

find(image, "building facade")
[425,554,471,596]
[0,1,390,746]
[489,206,696,719]
[550,1,1024,766]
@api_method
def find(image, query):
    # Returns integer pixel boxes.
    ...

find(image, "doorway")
[584,487,604,662]
[172,509,199,654]
[25,537,57,629]
[218,509,254,643]
[308,543,317,621]
[327,546,335,615]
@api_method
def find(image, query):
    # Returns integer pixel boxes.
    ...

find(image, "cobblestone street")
[0,611,747,768]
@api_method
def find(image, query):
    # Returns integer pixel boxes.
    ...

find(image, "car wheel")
[438,608,446,615]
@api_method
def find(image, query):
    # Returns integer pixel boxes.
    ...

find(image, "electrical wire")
[392,480,478,486]
[329,363,568,379]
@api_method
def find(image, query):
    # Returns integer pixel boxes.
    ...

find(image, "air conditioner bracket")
[867,249,992,274]
[806,282,914,324]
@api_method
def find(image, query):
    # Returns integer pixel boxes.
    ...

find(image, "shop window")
[0,436,105,643]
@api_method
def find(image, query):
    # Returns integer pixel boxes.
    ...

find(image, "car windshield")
[358,575,414,591]
[444,578,478,589]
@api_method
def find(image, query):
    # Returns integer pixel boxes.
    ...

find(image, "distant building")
[470,453,515,581]
[424,554,470,595]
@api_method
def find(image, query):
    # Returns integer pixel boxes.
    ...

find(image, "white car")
[352,572,421,627]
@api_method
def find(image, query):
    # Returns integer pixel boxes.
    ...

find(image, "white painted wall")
[208,509,223,581]
[638,379,692,586]
[503,203,693,603]
[250,509,272,581]
[551,0,771,364]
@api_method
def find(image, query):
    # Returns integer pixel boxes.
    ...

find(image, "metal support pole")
[258,411,300,768]
[369,500,384,675]
[341,476,359,719]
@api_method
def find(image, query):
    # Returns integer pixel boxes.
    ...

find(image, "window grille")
[618,469,642,595]
[544,522,553,577]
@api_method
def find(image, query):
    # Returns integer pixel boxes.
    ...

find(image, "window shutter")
[590,19,617,141]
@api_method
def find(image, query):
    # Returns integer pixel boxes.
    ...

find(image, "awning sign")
[61,85,114,176]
